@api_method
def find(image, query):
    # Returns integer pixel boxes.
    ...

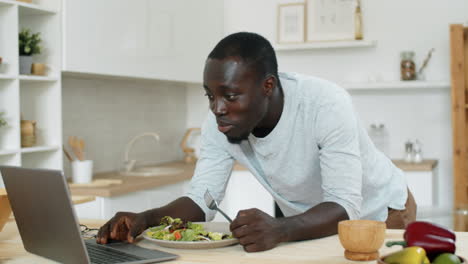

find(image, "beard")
[226,132,250,144]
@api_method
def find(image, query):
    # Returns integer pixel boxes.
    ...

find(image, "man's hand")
[96,212,148,244]
[230,208,286,252]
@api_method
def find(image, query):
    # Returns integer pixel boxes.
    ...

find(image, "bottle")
[404,140,413,163]
[412,140,423,163]
[400,51,417,81]
[354,0,363,40]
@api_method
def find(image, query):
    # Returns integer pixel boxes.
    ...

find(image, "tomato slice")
[174,230,182,240]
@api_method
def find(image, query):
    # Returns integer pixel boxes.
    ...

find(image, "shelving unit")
[450,24,468,231]
[0,0,62,187]
[274,40,377,51]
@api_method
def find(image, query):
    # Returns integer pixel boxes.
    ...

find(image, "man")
[97,32,415,252]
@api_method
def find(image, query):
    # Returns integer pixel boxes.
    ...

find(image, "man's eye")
[226,94,237,101]
[204,93,214,100]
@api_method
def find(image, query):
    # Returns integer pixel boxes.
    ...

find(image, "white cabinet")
[214,170,275,222]
[74,180,190,219]
[74,171,275,222]
[406,170,436,208]
[0,0,63,187]
[398,160,453,228]
[62,0,224,83]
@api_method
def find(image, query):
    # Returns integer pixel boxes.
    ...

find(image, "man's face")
[203,57,268,143]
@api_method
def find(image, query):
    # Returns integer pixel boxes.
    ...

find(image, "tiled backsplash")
[62,76,187,176]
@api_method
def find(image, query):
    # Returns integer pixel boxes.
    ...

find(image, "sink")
[120,167,184,177]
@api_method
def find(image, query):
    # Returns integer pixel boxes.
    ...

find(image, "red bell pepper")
[386,221,456,259]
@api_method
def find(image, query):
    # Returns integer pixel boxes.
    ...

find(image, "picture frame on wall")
[277,3,305,44]
[306,0,356,42]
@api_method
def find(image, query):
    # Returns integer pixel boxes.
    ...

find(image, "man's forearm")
[141,196,205,227]
[278,202,349,242]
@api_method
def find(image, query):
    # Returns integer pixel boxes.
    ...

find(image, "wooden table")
[1,219,468,264]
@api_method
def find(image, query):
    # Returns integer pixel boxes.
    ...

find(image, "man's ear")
[263,75,276,96]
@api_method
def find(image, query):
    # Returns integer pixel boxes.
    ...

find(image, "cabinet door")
[63,0,148,75]
[73,181,190,220]
[214,171,275,222]
[145,180,190,209]
[62,0,224,83]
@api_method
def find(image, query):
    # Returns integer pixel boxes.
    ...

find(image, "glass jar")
[400,51,416,80]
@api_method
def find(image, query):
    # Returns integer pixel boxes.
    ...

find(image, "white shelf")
[0,149,19,156]
[342,80,450,91]
[21,145,59,153]
[0,0,14,7]
[62,70,196,85]
[0,0,56,14]
[275,40,377,51]
[17,2,57,15]
[0,74,16,80]
[19,75,59,82]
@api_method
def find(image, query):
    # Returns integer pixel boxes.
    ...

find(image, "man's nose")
[212,98,227,116]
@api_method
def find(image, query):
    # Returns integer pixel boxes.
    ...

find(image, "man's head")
[203,32,279,143]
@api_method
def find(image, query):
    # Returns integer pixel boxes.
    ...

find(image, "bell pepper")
[432,253,462,264]
[384,246,429,264]
[386,221,456,259]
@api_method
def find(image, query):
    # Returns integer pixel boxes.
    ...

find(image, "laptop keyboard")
[86,243,145,264]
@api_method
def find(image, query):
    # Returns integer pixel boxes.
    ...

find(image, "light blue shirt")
[187,72,408,222]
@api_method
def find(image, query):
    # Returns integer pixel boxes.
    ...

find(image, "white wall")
[62,76,186,177]
[224,0,468,82]
[185,0,468,211]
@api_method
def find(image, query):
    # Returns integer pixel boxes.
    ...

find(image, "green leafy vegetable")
[146,216,232,242]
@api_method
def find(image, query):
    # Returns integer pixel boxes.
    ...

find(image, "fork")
[204,189,233,223]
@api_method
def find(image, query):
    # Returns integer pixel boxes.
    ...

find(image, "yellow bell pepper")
[384,246,428,264]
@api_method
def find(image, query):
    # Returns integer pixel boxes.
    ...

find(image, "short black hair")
[207,32,278,80]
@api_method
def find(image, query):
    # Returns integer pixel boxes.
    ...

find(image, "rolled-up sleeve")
[314,93,363,220]
[186,115,234,221]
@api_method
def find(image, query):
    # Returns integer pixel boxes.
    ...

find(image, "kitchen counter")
[69,159,438,198]
[1,219,467,263]
[69,161,196,197]
[392,159,438,172]
[233,160,438,172]
[71,196,96,205]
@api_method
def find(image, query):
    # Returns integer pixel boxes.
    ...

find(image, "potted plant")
[18,28,41,75]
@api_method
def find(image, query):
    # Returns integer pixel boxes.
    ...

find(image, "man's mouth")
[218,124,234,133]
[217,121,234,133]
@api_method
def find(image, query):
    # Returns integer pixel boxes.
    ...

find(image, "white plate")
[142,222,238,249]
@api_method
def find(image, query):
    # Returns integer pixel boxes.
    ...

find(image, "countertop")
[0,219,467,263]
[69,161,196,197]
[69,159,438,198]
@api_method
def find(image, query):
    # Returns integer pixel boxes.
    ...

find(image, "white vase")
[19,55,32,75]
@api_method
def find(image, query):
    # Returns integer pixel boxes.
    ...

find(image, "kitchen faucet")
[123,132,160,172]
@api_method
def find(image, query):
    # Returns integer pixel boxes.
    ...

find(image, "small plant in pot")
[18,28,41,75]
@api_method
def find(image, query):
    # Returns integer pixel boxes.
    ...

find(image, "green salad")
[146,216,233,242]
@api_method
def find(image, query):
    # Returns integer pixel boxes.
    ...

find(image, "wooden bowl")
[377,255,466,263]
[0,188,12,232]
[338,220,386,261]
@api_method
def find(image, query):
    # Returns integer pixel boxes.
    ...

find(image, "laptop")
[0,166,178,264]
